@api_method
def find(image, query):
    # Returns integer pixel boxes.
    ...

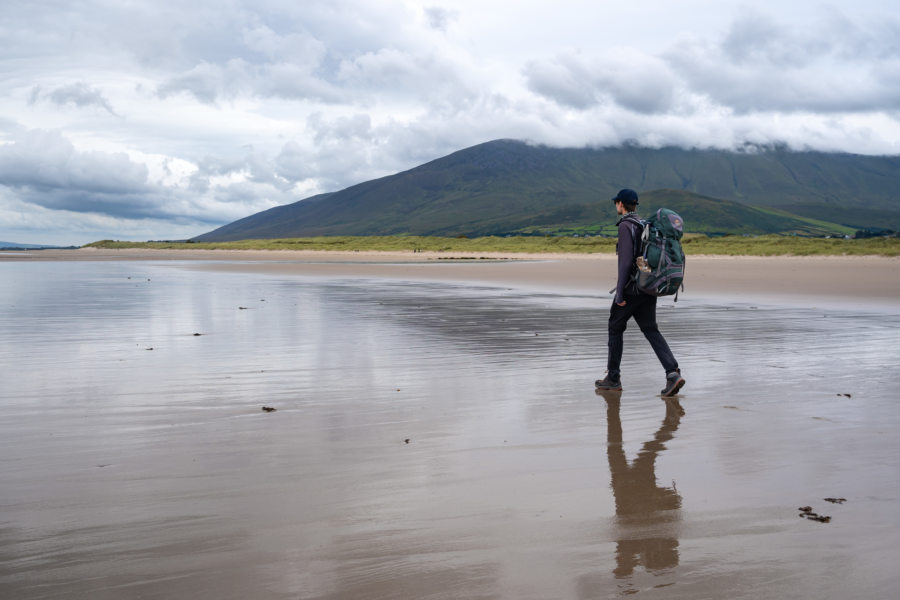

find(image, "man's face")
[615,201,626,216]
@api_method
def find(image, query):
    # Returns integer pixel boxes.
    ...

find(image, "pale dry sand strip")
[3,247,899,306]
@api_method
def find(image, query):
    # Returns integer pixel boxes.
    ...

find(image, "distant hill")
[194,140,900,240]
[0,241,73,250]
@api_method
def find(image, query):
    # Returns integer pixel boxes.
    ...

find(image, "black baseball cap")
[611,188,639,205]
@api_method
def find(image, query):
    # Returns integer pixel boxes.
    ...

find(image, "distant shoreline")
[5,246,900,262]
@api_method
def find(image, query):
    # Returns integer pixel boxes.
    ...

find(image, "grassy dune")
[86,235,900,256]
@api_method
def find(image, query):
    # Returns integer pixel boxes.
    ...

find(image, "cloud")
[29,82,117,114]
[665,8,900,113]
[335,46,476,108]
[524,55,598,110]
[0,130,151,211]
[157,60,252,104]
[523,8,900,117]
[0,188,214,245]
[0,129,292,227]
[274,114,386,190]
[149,1,478,107]
[524,51,679,114]
[157,56,345,105]
[240,24,327,65]
[424,7,457,32]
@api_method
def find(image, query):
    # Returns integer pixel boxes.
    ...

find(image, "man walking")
[595,189,685,396]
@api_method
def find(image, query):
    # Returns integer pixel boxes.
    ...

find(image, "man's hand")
[616,300,627,307]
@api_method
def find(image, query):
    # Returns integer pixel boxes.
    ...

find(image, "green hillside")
[194,140,899,241]
[509,189,855,237]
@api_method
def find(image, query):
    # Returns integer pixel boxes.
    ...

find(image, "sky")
[1,0,899,245]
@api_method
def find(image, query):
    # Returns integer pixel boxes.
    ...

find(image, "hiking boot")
[595,374,622,391]
[661,369,685,397]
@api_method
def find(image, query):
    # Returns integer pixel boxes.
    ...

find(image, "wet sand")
[1,255,899,599]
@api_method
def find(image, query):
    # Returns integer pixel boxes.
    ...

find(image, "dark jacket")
[614,213,642,304]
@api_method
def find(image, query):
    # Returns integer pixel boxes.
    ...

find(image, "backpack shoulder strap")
[619,214,643,227]
[619,214,646,257]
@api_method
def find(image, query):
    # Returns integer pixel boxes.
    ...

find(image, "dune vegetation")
[86,234,900,256]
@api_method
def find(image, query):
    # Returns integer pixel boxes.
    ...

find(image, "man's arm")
[614,221,636,305]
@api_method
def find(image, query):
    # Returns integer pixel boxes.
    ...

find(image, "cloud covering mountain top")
[1,0,898,244]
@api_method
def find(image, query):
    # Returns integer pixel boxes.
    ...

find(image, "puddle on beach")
[1,261,899,599]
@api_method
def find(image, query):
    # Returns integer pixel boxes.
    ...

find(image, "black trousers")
[607,293,678,377]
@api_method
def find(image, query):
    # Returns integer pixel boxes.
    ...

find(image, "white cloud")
[525,50,679,114]
[666,8,900,113]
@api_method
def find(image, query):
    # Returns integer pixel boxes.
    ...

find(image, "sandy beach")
[5,247,900,308]
[2,250,899,599]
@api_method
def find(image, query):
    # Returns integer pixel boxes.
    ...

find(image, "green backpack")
[633,208,686,299]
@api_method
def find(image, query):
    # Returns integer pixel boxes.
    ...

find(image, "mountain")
[194,140,900,241]
[521,189,858,237]
[0,241,73,250]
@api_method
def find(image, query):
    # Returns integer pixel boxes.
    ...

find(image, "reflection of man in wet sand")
[600,390,683,578]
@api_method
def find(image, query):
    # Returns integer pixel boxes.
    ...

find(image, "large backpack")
[630,208,686,300]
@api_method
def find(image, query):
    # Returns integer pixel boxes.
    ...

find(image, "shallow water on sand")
[1,261,899,599]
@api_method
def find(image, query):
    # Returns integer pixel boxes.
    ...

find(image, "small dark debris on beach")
[799,501,841,523]
[193,333,202,336]
[239,306,248,310]
[404,438,410,444]
[837,393,852,398]
[145,347,154,351]
[261,406,276,412]
[799,507,831,522]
